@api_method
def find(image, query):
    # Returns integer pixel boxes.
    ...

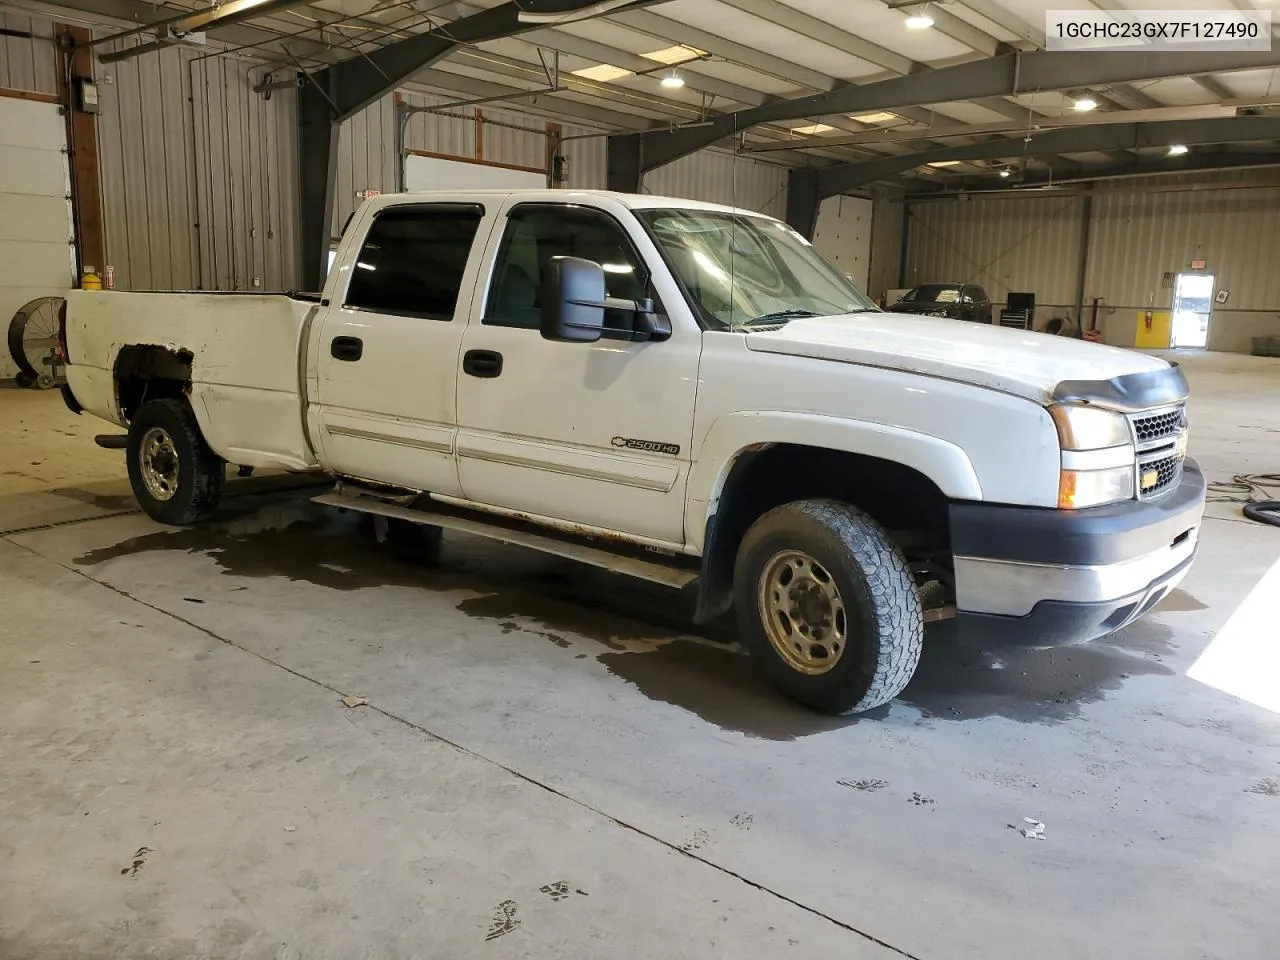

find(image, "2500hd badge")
[611,437,681,456]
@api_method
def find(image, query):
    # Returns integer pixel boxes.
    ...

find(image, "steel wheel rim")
[139,426,180,502]
[757,549,848,676]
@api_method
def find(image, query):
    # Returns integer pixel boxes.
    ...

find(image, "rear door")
[453,200,700,546]
[309,202,490,496]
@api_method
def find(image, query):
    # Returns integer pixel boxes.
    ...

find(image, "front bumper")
[949,459,1206,647]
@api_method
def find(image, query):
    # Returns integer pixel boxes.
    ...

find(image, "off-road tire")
[733,499,923,714]
[126,399,225,525]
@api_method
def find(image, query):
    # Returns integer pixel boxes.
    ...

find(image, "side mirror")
[541,256,606,343]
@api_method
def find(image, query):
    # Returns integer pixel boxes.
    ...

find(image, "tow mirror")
[541,256,606,342]
[540,255,673,344]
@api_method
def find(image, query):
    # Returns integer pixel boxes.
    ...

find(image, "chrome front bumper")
[948,459,1206,647]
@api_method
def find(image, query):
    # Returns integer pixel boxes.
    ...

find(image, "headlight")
[1048,403,1131,450]
[1049,404,1135,508]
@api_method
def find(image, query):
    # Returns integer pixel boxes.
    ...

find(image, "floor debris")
[1014,817,1047,840]
[340,694,368,708]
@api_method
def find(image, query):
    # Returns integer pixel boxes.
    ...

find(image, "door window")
[485,204,648,329]
[344,204,484,319]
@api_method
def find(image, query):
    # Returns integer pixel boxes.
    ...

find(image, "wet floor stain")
[69,489,1179,733]
[51,487,139,512]
[598,640,868,740]
[1155,588,1209,613]
[900,622,1175,723]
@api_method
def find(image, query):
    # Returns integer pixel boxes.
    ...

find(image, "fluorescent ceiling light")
[661,71,686,88]
[1073,96,1098,112]
[642,45,706,65]
[905,13,934,29]
[1168,143,1189,155]
[850,111,899,124]
[927,160,961,167]
[792,123,835,135]
[571,64,633,82]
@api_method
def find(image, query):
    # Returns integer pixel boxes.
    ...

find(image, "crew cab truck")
[59,190,1206,715]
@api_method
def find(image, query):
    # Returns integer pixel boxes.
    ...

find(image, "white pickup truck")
[58,189,1205,714]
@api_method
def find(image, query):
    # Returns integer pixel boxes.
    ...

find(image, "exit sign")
[1190,259,1207,270]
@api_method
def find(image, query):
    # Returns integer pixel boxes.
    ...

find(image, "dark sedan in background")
[892,283,993,324]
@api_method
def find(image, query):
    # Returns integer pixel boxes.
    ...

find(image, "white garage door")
[0,96,76,380]
[812,195,873,293]
[405,153,546,192]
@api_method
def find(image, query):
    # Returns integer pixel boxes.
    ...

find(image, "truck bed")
[64,290,320,471]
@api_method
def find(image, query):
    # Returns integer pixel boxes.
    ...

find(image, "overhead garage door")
[0,96,75,380]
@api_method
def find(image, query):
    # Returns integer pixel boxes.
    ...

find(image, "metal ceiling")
[21,0,1280,213]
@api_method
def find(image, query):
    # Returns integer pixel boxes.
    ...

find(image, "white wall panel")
[813,195,873,290]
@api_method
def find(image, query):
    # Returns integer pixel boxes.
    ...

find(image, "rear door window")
[344,204,485,319]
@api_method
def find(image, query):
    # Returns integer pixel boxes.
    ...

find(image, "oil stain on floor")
[71,489,1178,735]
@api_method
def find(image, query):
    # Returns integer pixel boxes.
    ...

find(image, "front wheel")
[126,399,225,525]
[733,499,923,714]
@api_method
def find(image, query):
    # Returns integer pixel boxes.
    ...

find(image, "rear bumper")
[949,460,1205,647]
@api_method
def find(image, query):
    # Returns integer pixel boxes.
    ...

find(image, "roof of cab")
[378,188,771,219]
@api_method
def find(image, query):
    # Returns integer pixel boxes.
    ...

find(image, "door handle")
[331,336,363,361]
[463,349,503,378]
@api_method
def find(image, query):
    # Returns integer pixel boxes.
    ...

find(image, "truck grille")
[1131,409,1184,444]
[1128,404,1187,501]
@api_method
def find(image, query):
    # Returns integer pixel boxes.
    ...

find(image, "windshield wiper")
[741,309,820,327]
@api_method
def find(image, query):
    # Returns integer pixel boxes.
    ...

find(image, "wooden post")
[55,25,105,277]
[546,122,563,188]
[475,108,484,161]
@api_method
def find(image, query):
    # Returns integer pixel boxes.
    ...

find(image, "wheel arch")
[113,344,194,423]
[689,414,979,623]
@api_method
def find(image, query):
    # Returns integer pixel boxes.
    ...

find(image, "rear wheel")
[126,399,225,525]
[733,499,923,714]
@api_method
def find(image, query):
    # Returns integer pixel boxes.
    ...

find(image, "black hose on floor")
[1208,474,1280,526]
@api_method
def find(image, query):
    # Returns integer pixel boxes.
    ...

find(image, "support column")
[784,167,820,239]
[606,132,643,193]
[298,82,339,292]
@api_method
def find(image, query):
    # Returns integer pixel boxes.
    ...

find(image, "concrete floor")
[2,351,1279,960]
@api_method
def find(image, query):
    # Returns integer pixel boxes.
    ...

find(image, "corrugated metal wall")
[905,194,1083,309]
[330,91,785,229]
[95,43,299,291]
[904,180,1280,351]
[867,188,904,304]
[0,11,58,95]
[644,150,789,219]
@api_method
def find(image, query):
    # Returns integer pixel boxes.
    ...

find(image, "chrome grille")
[1131,409,1184,445]
[1128,404,1187,501]
[1138,453,1182,498]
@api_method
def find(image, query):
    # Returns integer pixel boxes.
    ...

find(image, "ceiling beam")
[812,115,1280,195]
[1193,74,1235,100]
[613,48,1280,177]
[908,150,1280,194]
[949,0,1046,47]
[746,104,1242,152]
[718,0,914,76]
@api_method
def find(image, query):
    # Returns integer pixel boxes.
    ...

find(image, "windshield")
[900,284,961,304]
[636,209,877,330]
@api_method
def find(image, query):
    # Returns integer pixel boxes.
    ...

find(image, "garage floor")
[2,351,1279,960]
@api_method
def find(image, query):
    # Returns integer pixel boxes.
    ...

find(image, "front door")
[310,202,491,496]
[454,201,700,546]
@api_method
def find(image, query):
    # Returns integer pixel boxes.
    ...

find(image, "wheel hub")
[757,550,848,676]
[139,426,180,502]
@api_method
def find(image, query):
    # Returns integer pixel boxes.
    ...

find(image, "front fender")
[684,411,982,551]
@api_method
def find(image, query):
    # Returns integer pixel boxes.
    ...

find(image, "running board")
[312,491,699,590]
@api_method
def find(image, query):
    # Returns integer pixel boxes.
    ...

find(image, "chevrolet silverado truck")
[57,190,1206,715]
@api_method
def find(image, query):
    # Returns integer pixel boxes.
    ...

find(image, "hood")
[743,312,1172,406]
